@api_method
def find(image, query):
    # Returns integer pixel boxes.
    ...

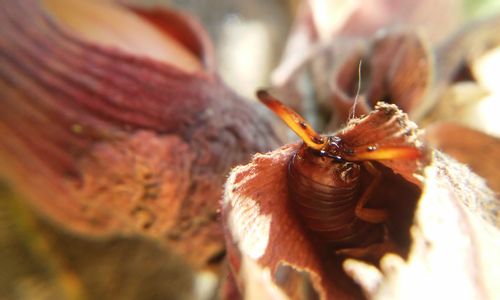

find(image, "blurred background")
[127,0,500,100]
[1,0,500,299]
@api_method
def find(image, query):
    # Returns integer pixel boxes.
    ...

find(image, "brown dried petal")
[43,0,207,72]
[425,122,500,194]
[369,31,432,117]
[0,0,281,271]
[223,144,360,300]
[279,29,434,131]
[222,104,425,299]
[338,102,427,185]
[126,3,217,72]
[223,111,500,300]
[331,30,433,127]
[346,152,500,299]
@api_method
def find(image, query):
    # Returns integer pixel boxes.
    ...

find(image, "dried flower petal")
[426,122,500,194]
[346,152,500,299]
[337,102,427,185]
[223,144,360,299]
[0,0,281,274]
[42,0,204,72]
[223,104,426,299]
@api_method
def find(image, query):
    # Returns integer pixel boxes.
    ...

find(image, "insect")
[257,90,421,249]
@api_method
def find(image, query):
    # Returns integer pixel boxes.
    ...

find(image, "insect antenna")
[256,90,326,150]
[348,60,363,120]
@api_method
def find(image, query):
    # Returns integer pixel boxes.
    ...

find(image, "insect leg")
[354,161,388,223]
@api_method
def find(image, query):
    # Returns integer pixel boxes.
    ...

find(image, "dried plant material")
[223,104,428,299]
[333,0,461,43]
[346,152,500,300]
[273,0,460,87]
[426,122,500,194]
[0,184,195,300]
[326,30,433,129]
[136,0,292,100]
[223,144,359,299]
[271,4,500,141]
[423,41,500,137]
[124,4,218,72]
[77,132,193,237]
[0,0,281,293]
[222,6,500,299]
[42,0,203,72]
[370,31,432,118]
[336,103,426,184]
[271,0,461,129]
[274,27,434,131]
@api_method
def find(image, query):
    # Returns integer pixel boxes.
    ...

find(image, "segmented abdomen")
[287,153,383,248]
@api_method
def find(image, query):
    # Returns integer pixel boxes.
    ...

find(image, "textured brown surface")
[224,144,360,300]
[222,104,427,299]
[0,0,281,272]
[222,108,500,300]
[0,183,195,300]
[346,152,499,300]
[426,122,500,194]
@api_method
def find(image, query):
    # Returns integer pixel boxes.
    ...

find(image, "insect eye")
[319,151,345,163]
[328,136,341,147]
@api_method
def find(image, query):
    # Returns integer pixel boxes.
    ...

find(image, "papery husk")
[345,152,499,300]
[222,104,499,299]
[223,143,349,300]
[0,0,282,297]
[425,122,500,194]
[222,103,421,299]
[323,29,434,129]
